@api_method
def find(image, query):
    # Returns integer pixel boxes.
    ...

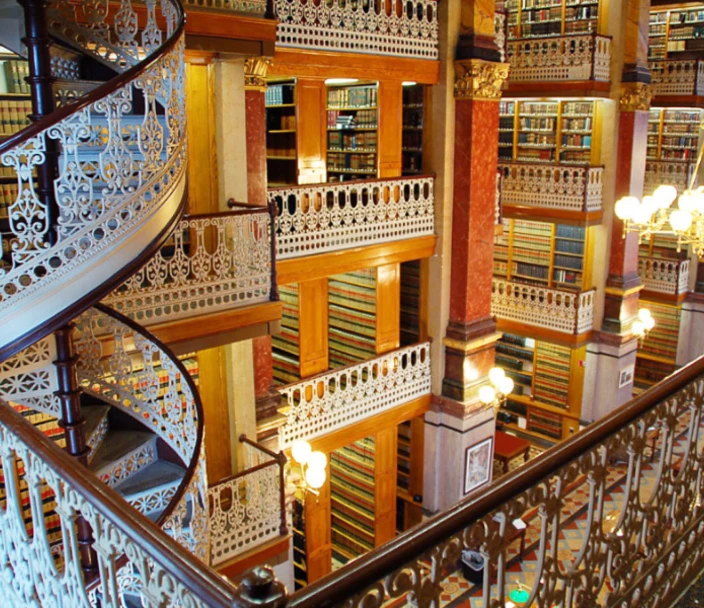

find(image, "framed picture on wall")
[463,437,494,495]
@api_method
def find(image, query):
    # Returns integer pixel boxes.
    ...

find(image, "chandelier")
[614,131,704,255]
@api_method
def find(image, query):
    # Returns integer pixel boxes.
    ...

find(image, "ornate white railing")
[644,161,697,196]
[639,256,690,296]
[274,0,438,60]
[499,163,603,213]
[183,0,268,16]
[279,342,431,449]
[651,59,704,96]
[506,34,611,82]
[74,306,208,562]
[494,12,506,62]
[0,0,187,357]
[491,279,595,335]
[104,209,273,324]
[269,176,435,259]
[495,170,502,225]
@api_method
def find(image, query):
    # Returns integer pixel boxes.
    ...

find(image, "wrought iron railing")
[208,435,287,567]
[639,256,690,296]
[499,163,603,213]
[644,160,698,196]
[103,207,275,325]
[269,175,435,260]
[651,59,704,97]
[506,34,611,82]
[491,278,595,335]
[278,342,431,449]
[274,0,439,59]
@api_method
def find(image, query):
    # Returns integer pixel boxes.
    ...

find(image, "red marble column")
[245,87,267,206]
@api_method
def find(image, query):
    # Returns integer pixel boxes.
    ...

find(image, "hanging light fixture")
[290,439,327,497]
[632,308,656,342]
[479,367,515,414]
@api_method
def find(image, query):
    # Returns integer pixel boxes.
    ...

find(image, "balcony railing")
[499,163,603,213]
[182,0,267,15]
[506,34,611,82]
[103,206,275,324]
[269,175,435,260]
[644,160,697,196]
[208,435,287,567]
[274,0,439,60]
[278,342,431,449]
[639,256,690,296]
[651,59,704,97]
[491,278,595,335]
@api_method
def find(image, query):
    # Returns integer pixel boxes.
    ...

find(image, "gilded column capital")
[619,82,652,112]
[453,58,509,100]
[244,57,272,92]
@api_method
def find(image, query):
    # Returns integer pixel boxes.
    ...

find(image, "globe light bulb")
[615,196,640,221]
[291,439,312,465]
[499,376,515,396]
[653,185,678,208]
[678,190,696,213]
[670,209,693,232]
[305,465,326,490]
[644,316,655,331]
[479,385,496,405]
[632,319,645,337]
[632,204,654,226]
[307,451,327,471]
[489,367,506,386]
[641,195,658,214]
[637,308,652,322]
[693,191,704,214]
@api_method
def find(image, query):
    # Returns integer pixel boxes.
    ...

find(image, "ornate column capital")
[244,57,272,92]
[453,59,509,100]
[619,82,652,112]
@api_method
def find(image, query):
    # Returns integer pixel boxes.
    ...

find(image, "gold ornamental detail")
[453,59,509,100]
[244,57,272,92]
[619,82,652,112]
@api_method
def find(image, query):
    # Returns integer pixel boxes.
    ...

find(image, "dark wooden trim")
[287,353,704,607]
[267,174,436,193]
[186,208,269,220]
[211,458,279,485]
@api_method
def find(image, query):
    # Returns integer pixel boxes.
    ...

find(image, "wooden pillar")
[375,263,400,354]
[299,278,329,377]
[296,78,326,184]
[378,80,403,178]
[374,427,398,546]
[304,462,332,582]
[244,57,271,205]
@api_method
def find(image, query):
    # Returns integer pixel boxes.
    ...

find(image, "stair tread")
[83,404,110,444]
[89,430,155,473]
[114,460,185,497]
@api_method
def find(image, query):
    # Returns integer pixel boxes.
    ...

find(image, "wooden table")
[494,430,531,475]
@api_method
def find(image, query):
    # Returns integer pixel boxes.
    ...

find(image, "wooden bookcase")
[396,417,423,532]
[326,83,379,181]
[499,99,602,166]
[649,7,704,60]
[634,300,682,395]
[494,219,592,291]
[402,84,424,176]
[272,284,301,385]
[501,0,604,40]
[647,108,702,163]
[266,79,298,187]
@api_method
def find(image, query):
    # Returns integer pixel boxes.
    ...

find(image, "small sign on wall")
[463,437,494,495]
[619,364,635,389]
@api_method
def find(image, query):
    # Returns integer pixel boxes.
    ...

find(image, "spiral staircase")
[0,1,255,605]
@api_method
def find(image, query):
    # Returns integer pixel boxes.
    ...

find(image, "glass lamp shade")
[489,367,506,386]
[670,209,693,232]
[479,385,496,405]
[499,376,515,396]
[615,196,640,220]
[653,185,677,209]
[291,439,312,465]
[307,451,327,471]
[637,308,652,322]
[305,465,326,489]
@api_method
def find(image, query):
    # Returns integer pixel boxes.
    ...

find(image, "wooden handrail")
[288,353,704,607]
[185,207,269,221]
[266,174,436,192]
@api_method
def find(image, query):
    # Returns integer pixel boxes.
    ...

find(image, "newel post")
[234,566,288,607]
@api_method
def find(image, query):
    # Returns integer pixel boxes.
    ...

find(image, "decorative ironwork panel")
[269,176,435,260]
[279,342,431,449]
[639,256,690,296]
[644,161,696,196]
[651,60,704,96]
[494,12,506,63]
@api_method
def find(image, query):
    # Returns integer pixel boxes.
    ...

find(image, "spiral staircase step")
[89,429,157,482]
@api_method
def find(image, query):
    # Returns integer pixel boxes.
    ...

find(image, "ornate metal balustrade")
[651,59,704,96]
[278,342,431,449]
[274,0,438,59]
[499,163,603,213]
[103,207,274,325]
[639,256,690,296]
[644,160,697,196]
[208,435,287,567]
[491,278,595,335]
[495,170,502,225]
[269,176,435,260]
[506,34,611,82]
[494,11,507,62]
[182,0,268,16]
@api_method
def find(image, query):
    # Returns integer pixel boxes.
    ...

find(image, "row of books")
[268,114,295,131]
[272,284,300,385]
[328,131,377,151]
[327,153,376,173]
[521,0,560,9]
[561,134,592,148]
[400,260,421,346]
[669,26,704,41]
[517,149,555,162]
[671,9,704,24]
[661,149,696,161]
[513,262,549,280]
[327,110,377,129]
[1,60,29,95]
[500,101,516,115]
[556,224,586,239]
[516,219,554,237]
[0,99,31,135]
[522,7,561,22]
[553,269,581,285]
[327,86,377,109]
[554,254,583,270]
[563,117,592,131]
[265,83,295,106]
[555,239,584,254]
[528,408,563,440]
[661,137,698,149]
[565,5,597,20]
[520,102,558,116]
[0,182,22,216]
[519,117,556,131]
[397,421,412,491]
[266,147,295,158]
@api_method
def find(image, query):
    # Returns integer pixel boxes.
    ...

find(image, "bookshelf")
[649,7,704,60]
[634,300,681,395]
[503,0,603,40]
[402,84,424,176]
[647,108,702,163]
[330,437,376,564]
[326,83,378,181]
[328,270,377,369]
[400,260,421,346]
[272,284,301,385]
[292,497,308,590]
[494,219,590,291]
[499,99,601,166]
[266,79,297,187]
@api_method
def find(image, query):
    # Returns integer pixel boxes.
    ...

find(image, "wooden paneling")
[197,346,231,483]
[418,258,430,341]
[185,57,218,216]
[375,263,401,354]
[277,235,437,286]
[296,79,327,184]
[299,278,329,377]
[305,462,332,582]
[378,81,403,178]
[406,416,425,528]
[374,427,398,546]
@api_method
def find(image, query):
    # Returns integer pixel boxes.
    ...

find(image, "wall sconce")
[291,440,327,497]
[632,308,655,342]
[479,367,515,414]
